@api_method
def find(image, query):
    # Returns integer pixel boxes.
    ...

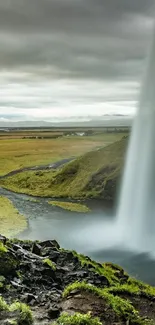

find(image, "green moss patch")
[43,258,56,270]
[0,296,9,311]
[0,252,19,276]
[72,251,121,286]
[0,296,33,325]
[62,281,145,324]
[55,312,102,325]
[0,242,8,253]
[10,302,33,325]
[48,201,90,213]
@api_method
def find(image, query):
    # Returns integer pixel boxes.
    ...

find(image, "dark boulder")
[32,242,42,256]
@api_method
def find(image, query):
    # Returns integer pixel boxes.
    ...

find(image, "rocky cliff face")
[0,235,155,325]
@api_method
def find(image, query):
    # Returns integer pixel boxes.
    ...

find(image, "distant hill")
[1,136,128,201]
[0,115,133,128]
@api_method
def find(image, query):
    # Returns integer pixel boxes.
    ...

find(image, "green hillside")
[0,136,128,201]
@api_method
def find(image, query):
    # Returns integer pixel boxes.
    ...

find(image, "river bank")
[1,187,155,285]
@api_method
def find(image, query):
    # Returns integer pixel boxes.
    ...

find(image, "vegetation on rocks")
[55,312,102,325]
[62,281,143,324]
[72,251,122,286]
[43,258,56,270]
[0,196,27,237]
[0,236,155,324]
[0,242,8,253]
[0,296,9,311]
[0,296,33,325]
[10,302,33,325]
[0,136,128,201]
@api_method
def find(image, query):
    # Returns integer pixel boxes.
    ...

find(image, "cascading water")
[117,25,155,253]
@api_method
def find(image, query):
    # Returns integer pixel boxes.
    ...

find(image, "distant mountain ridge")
[0,115,133,128]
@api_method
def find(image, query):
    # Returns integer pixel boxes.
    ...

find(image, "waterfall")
[117,25,155,253]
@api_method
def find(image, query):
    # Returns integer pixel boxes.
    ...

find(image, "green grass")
[0,296,9,311]
[72,251,155,297]
[48,201,90,213]
[72,251,120,285]
[0,196,27,237]
[55,312,102,325]
[0,242,8,253]
[62,281,143,324]
[43,258,56,270]
[0,136,128,200]
[0,296,33,324]
[10,302,33,325]
[0,297,33,324]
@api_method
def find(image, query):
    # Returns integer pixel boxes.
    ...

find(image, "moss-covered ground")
[0,196,27,237]
[0,238,155,324]
[54,312,102,325]
[0,296,33,325]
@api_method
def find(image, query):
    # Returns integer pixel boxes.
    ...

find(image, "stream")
[1,186,155,285]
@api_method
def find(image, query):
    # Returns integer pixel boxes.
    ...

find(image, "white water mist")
[117,25,155,252]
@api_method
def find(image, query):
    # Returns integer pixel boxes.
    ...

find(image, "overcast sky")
[0,0,154,122]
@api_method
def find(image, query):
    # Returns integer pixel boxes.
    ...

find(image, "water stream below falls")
[1,187,155,285]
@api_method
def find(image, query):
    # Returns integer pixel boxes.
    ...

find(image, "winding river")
[1,186,155,285]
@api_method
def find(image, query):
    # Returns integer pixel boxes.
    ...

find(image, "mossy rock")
[62,282,149,324]
[0,250,19,276]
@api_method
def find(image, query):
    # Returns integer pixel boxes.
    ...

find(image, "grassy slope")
[0,136,128,201]
[0,133,126,176]
[0,196,27,237]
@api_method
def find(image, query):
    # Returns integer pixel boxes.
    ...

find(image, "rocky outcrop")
[0,235,155,325]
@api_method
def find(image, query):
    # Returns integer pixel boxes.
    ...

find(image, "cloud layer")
[0,0,154,121]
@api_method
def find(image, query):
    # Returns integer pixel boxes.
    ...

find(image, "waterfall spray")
[117,24,155,252]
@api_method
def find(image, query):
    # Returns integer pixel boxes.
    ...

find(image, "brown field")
[0,131,128,176]
[0,131,63,139]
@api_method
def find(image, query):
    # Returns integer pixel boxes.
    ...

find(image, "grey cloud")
[0,0,154,32]
[0,0,154,119]
[0,0,154,82]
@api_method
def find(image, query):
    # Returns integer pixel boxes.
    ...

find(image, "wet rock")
[0,234,6,244]
[40,240,60,250]
[43,249,60,262]
[48,307,60,319]
[32,242,42,256]
[21,293,38,304]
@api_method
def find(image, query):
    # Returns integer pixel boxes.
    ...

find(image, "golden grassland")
[48,201,90,213]
[0,133,127,175]
[0,131,63,139]
[0,196,27,237]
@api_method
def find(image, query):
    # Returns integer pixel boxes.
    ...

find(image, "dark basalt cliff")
[0,234,155,325]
